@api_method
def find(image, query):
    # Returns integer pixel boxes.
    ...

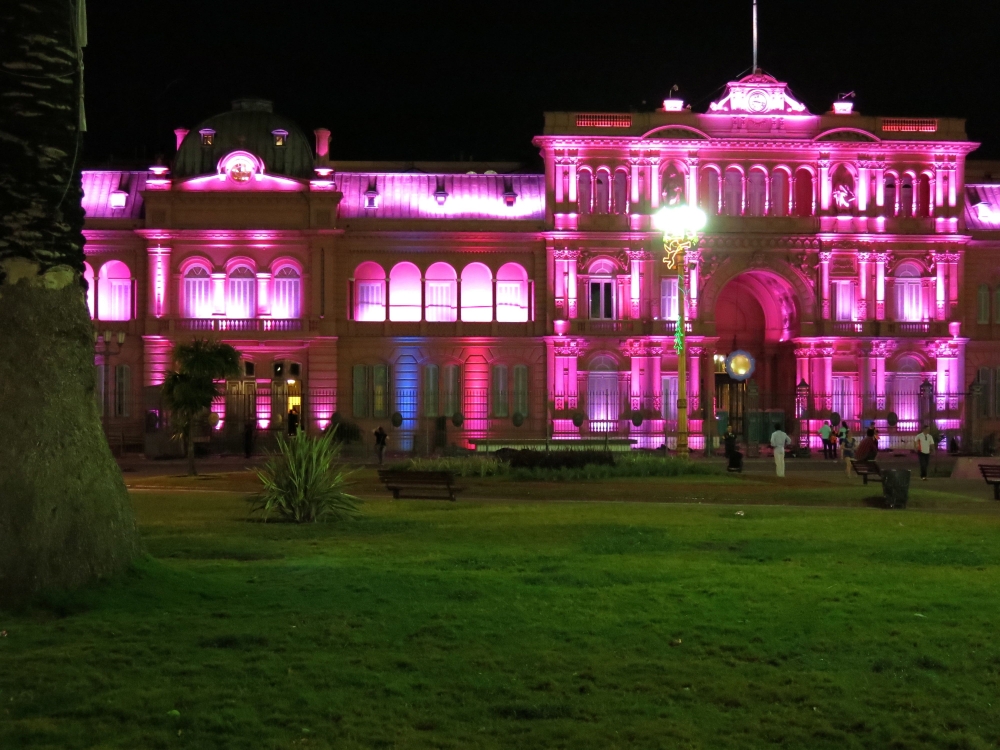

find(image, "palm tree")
[0,2,141,599]
[162,341,240,475]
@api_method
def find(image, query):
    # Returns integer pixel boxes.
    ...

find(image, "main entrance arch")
[712,269,802,433]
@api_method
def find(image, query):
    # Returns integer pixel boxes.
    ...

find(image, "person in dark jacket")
[243,419,257,459]
[374,426,388,465]
[287,406,300,436]
[723,424,742,472]
[854,428,878,462]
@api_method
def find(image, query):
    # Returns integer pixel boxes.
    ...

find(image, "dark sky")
[84,0,1000,169]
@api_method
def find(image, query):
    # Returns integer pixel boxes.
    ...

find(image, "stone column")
[701,342,717,455]
[567,251,579,319]
[147,244,170,318]
[874,252,888,321]
[934,252,946,320]
[686,248,700,320]
[650,157,661,209]
[212,272,226,316]
[819,251,832,320]
[947,252,960,319]
[819,157,831,212]
[256,272,272,317]
[568,161,577,204]
[857,251,870,320]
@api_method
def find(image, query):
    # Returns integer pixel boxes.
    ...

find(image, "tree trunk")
[0,2,141,602]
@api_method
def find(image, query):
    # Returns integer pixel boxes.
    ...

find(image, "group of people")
[818,421,853,460]
[724,420,938,481]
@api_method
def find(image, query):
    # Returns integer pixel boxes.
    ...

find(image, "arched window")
[594,170,611,214]
[588,259,616,320]
[424,262,457,322]
[978,284,991,324]
[83,262,95,319]
[794,168,814,217]
[496,262,529,322]
[884,173,898,216]
[917,174,932,217]
[460,263,493,322]
[661,164,686,206]
[389,262,421,322]
[747,170,767,216]
[891,356,923,423]
[723,168,743,216]
[893,262,923,322]
[184,265,212,318]
[699,168,720,215]
[272,266,301,318]
[354,262,386,321]
[97,260,132,321]
[612,170,629,214]
[577,170,593,214]
[770,170,789,217]
[900,175,914,218]
[227,265,256,318]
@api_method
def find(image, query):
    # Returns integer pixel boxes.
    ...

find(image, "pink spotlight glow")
[461,263,493,322]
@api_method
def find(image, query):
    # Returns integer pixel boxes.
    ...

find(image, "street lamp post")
[652,205,706,459]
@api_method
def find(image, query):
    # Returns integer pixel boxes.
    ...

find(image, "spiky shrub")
[250,429,361,523]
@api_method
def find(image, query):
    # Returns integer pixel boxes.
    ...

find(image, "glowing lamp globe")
[651,205,707,237]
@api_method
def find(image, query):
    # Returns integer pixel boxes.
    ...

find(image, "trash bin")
[882,469,910,509]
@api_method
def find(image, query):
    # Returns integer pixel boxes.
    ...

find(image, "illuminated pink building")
[82,78,1000,454]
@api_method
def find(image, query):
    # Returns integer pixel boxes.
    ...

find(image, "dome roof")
[173,98,314,180]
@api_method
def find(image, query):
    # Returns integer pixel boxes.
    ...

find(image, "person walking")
[819,421,833,459]
[373,425,388,465]
[837,422,850,460]
[915,424,935,481]
[770,423,791,478]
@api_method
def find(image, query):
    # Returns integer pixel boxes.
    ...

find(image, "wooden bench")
[851,459,883,485]
[979,464,1000,500]
[377,470,463,501]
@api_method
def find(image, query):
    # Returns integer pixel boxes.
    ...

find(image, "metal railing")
[176,318,303,332]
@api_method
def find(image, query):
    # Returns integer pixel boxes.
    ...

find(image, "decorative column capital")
[857,251,872,263]
[818,251,833,263]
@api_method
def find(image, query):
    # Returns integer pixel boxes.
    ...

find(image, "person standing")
[287,406,300,436]
[837,422,850,460]
[373,426,388,465]
[915,425,935,481]
[723,424,741,472]
[819,421,833,459]
[770,423,791,478]
[243,419,257,459]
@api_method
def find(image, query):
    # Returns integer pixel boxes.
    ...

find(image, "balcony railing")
[177,318,303,332]
[567,319,693,335]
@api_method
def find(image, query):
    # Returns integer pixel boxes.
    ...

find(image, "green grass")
[3,479,1000,749]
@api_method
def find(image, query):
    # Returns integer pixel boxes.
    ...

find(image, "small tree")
[162,340,240,475]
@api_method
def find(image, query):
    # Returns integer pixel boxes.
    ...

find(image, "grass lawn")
[3,474,1000,749]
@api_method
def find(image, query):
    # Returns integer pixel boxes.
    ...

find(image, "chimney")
[174,128,189,151]
[314,128,331,161]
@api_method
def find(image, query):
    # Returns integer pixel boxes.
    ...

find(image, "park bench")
[851,460,883,485]
[377,470,463,501]
[979,464,1000,500]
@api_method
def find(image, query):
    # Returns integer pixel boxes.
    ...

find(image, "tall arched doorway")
[713,270,800,434]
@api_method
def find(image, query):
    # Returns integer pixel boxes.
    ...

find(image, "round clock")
[747,89,768,113]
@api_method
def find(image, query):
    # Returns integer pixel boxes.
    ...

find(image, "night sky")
[84,0,1000,169]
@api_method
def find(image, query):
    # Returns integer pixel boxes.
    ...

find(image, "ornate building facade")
[82,74,1000,454]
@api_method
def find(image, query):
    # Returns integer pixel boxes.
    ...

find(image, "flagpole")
[752,0,758,71]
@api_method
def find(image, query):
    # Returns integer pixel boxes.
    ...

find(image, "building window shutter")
[661,278,679,321]
[423,365,439,417]
[492,365,509,417]
[373,364,390,419]
[977,285,990,324]
[513,365,529,417]
[115,365,131,417]
[443,365,461,417]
